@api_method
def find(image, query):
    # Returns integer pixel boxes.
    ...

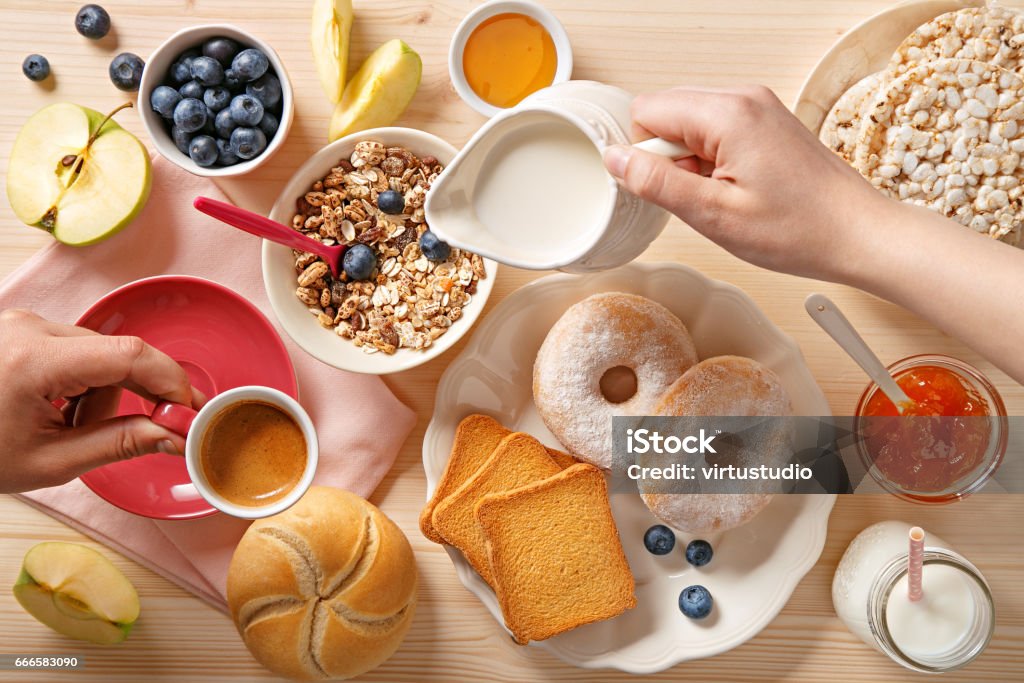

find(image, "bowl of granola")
[262,127,497,374]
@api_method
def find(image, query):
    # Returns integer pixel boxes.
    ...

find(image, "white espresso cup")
[152,385,318,519]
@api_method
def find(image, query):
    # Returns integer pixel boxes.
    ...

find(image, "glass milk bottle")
[832,521,995,673]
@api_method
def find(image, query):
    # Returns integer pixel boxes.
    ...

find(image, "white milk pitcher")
[425,80,690,272]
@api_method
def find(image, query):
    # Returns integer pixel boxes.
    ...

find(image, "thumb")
[50,415,186,478]
[603,145,721,228]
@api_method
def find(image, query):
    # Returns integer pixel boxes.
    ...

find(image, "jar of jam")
[854,355,1007,504]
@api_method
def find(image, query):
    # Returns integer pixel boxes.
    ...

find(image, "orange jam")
[462,13,557,109]
[861,365,991,492]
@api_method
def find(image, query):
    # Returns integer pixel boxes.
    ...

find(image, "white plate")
[792,0,984,132]
[422,262,836,673]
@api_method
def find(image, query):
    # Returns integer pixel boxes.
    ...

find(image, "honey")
[463,13,557,109]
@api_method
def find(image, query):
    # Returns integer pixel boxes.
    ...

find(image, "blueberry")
[169,60,192,85]
[685,539,714,567]
[257,111,279,138]
[203,86,231,113]
[678,585,713,619]
[245,73,281,109]
[21,54,50,82]
[231,48,269,82]
[377,190,405,215]
[223,69,245,91]
[178,80,204,100]
[643,525,676,556]
[188,135,218,167]
[170,126,192,155]
[179,47,202,61]
[172,98,207,133]
[214,107,238,139]
[419,231,451,262]
[229,94,264,126]
[200,105,217,136]
[150,85,181,118]
[216,138,240,166]
[202,37,239,67]
[229,126,267,160]
[75,4,111,40]
[343,244,376,281]
[109,52,144,91]
[189,56,224,87]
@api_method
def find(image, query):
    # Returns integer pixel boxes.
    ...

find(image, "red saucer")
[76,276,297,520]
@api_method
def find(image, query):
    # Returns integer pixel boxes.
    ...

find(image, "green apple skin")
[6,103,152,247]
[12,542,139,645]
[328,39,422,141]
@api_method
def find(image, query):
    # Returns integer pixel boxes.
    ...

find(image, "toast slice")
[476,464,636,644]
[421,414,577,543]
[431,432,562,585]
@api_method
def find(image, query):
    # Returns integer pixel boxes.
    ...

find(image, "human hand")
[0,309,204,493]
[602,86,895,282]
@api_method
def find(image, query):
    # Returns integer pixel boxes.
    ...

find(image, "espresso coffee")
[200,401,307,507]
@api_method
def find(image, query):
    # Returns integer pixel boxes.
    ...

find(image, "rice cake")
[820,72,884,161]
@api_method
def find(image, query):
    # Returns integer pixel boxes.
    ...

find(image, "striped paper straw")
[908,526,925,602]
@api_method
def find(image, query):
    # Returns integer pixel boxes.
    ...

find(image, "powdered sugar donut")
[641,356,792,534]
[533,292,698,470]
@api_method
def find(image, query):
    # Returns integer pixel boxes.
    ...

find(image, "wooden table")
[0,1,1021,680]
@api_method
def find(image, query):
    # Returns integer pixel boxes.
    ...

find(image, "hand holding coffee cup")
[151,386,318,519]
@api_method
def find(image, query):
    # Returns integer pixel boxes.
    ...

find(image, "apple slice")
[6,102,152,246]
[328,39,422,141]
[12,542,140,645]
[312,0,354,103]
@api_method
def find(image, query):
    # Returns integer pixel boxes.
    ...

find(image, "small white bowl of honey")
[449,0,573,117]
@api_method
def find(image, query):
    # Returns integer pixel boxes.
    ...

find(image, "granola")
[290,140,486,354]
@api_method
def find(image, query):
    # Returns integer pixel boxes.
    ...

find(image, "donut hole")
[600,366,638,404]
[703,432,745,468]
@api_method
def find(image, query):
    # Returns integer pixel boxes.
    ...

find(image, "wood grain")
[0,1,1021,681]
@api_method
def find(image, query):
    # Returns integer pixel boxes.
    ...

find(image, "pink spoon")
[193,196,346,278]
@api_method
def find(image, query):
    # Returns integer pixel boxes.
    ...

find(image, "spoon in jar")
[193,196,347,278]
[805,293,914,414]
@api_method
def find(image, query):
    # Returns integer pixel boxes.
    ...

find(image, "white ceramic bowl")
[449,0,574,117]
[263,127,498,375]
[138,24,294,177]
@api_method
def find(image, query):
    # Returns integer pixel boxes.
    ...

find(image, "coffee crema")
[200,400,307,507]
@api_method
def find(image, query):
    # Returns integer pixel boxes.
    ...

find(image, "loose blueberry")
[75,4,111,40]
[685,540,714,567]
[172,98,207,133]
[189,56,224,87]
[231,48,269,82]
[178,80,204,100]
[216,138,240,166]
[229,94,264,126]
[245,73,281,109]
[229,126,267,160]
[214,107,238,139]
[170,125,192,155]
[21,54,50,82]
[419,230,451,262]
[108,52,144,91]
[343,244,377,281]
[643,525,676,556]
[376,189,405,215]
[223,69,245,91]
[257,110,279,138]
[150,85,182,118]
[202,37,240,67]
[203,86,231,113]
[170,60,192,85]
[679,585,713,619]
[188,135,218,167]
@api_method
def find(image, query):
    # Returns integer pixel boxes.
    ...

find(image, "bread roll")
[227,486,416,681]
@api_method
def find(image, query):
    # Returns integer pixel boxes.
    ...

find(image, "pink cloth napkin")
[1,156,416,613]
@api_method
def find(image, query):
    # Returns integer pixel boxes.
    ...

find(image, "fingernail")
[603,145,632,179]
[157,439,180,455]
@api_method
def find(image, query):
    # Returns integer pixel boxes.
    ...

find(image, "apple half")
[12,542,140,645]
[312,0,354,103]
[6,102,152,246]
[328,39,422,141]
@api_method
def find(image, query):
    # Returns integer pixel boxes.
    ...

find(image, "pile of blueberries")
[150,37,283,168]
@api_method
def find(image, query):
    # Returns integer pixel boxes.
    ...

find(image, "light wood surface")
[0,1,1022,681]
